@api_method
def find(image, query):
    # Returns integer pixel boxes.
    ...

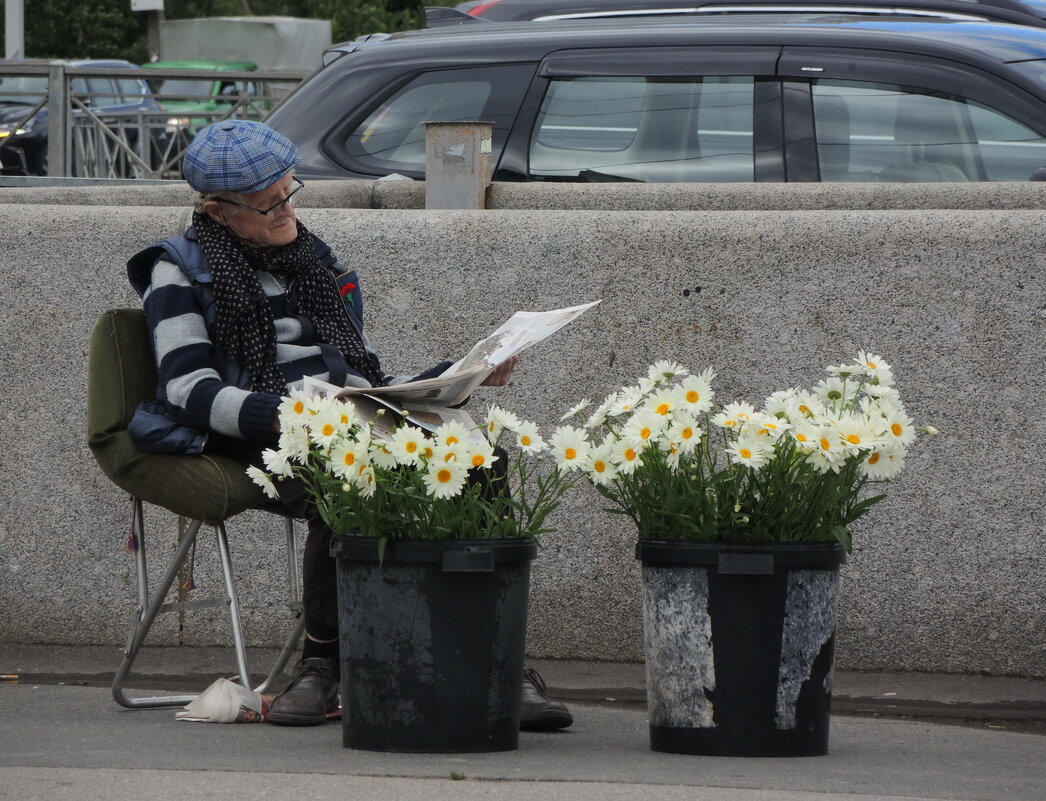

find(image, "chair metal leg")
[112,512,203,708]
[112,506,306,709]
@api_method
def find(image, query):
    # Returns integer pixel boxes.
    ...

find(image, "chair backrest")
[87,308,269,523]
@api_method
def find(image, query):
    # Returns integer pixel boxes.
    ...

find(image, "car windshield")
[159,79,215,98]
[0,75,48,104]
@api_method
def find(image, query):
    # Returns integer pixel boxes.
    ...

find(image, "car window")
[116,77,144,105]
[529,76,755,182]
[343,65,535,175]
[812,80,1046,182]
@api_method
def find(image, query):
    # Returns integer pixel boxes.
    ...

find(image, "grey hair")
[193,190,240,213]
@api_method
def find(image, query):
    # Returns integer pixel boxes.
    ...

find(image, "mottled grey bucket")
[637,540,846,757]
[331,536,535,753]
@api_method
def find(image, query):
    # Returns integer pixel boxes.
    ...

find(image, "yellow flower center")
[866,361,878,369]
[488,421,496,432]
[343,452,355,466]
[406,442,418,453]
[594,460,606,473]
[739,448,752,459]
[796,433,808,443]
[765,422,778,430]
[640,427,651,439]
[724,420,737,427]
[340,414,350,425]
[847,434,861,445]
[681,427,693,440]
[758,430,769,437]
[868,452,881,464]
[437,468,452,483]
[686,390,700,403]
[799,404,810,414]
[472,454,485,467]
[444,452,456,463]
[294,401,305,414]
[656,403,670,415]
[422,446,433,459]
[322,424,335,436]
[624,448,637,461]
[820,437,831,451]
[891,423,903,436]
[447,435,459,445]
[564,447,577,460]
[520,435,532,446]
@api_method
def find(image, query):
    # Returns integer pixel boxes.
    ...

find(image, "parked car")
[141,59,259,121]
[0,58,161,175]
[265,15,1046,183]
[454,0,1046,27]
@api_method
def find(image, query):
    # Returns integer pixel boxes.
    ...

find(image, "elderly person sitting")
[126,120,571,730]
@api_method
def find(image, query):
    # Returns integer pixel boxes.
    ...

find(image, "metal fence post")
[47,63,69,177]
[424,121,493,210]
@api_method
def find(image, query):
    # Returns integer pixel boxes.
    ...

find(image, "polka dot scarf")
[192,211,387,394]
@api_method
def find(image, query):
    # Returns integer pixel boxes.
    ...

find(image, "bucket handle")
[718,553,774,575]
[442,548,494,573]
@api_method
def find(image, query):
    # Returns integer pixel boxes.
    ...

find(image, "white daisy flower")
[806,427,848,474]
[813,376,857,412]
[789,390,824,420]
[611,437,646,475]
[246,465,279,500]
[636,376,659,395]
[677,374,715,414]
[261,447,294,478]
[550,426,591,472]
[309,405,346,449]
[277,388,316,431]
[825,363,861,379]
[855,351,894,387]
[586,441,620,486]
[608,386,645,417]
[560,398,591,422]
[835,415,880,452]
[622,407,666,443]
[465,440,499,470]
[368,440,399,470]
[355,465,378,498]
[278,425,311,463]
[513,420,547,453]
[648,360,689,383]
[585,395,617,428]
[643,388,680,418]
[725,435,773,469]
[434,420,473,449]
[751,413,791,440]
[860,443,906,480]
[332,401,357,430]
[879,407,916,447]
[423,459,468,500]
[484,404,519,441]
[764,388,799,419]
[789,421,820,452]
[664,414,702,455]
[330,439,370,480]
[388,425,428,466]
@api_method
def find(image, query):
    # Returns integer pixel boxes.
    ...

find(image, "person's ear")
[202,199,226,225]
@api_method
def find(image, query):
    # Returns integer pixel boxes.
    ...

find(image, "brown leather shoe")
[520,666,573,731]
[267,657,339,726]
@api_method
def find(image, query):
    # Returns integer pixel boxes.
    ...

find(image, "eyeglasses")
[217,177,305,216]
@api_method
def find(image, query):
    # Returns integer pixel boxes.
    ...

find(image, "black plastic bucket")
[331,536,536,753]
[636,540,847,757]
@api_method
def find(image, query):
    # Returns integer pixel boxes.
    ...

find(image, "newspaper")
[175,678,271,724]
[302,300,600,429]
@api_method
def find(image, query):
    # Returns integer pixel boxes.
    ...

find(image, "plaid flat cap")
[182,121,301,194]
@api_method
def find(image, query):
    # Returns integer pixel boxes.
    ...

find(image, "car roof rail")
[425,7,493,26]
[322,32,393,65]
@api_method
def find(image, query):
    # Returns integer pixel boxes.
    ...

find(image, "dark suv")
[266,15,1046,183]
[0,59,161,175]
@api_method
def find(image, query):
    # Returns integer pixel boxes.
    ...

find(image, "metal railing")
[0,63,309,179]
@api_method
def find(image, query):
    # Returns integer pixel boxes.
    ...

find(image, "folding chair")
[87,308,305,708]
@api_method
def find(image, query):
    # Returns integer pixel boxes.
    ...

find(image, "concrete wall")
[1,195,1043,676]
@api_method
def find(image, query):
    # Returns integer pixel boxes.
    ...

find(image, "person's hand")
[481,355,518,387]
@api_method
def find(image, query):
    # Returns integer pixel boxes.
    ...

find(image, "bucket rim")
[636,539,847,568]
[331,535,537,564]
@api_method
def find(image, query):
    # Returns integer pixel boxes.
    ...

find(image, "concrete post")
[4,0,24,59]
[424,121,493,209]
[47,64,69,177]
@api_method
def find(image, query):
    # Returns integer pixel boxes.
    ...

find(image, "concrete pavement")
[0,645,1043,801]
